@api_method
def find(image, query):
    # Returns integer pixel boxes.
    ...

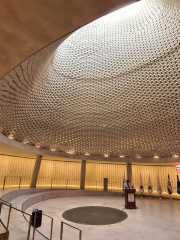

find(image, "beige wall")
[0,154,180,199]
[132,164,180,198]
[85,162,126,192]
[37,159,81,189]
[0,154,35,188]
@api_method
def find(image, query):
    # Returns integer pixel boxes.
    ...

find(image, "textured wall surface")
[37,159,81,188]
[0,0,180,160]
[0,154,179,199]
[85,162,126,191]
[0,154,35,188]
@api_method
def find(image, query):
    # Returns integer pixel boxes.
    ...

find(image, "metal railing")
[1,175,179,198]
[60,221,82,240]
[36,177,80,189]
[0,176,80,190]
[0,176,32,190]
[0,199,32,240]
[85,180,104,191]
[0,200,11,240]
[85,180,124,192]
[32,210,53,240]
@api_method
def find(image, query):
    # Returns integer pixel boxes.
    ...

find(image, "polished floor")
[26,196,180,240]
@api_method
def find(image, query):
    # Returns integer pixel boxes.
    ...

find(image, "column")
[126,163,132,183]
[80,160,86,189]
[30,155,42,188]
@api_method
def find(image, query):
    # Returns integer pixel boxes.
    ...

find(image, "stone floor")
[0,191,49,240]
[26,196,180,240]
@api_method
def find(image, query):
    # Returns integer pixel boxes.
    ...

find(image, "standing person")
[124,180,131,189]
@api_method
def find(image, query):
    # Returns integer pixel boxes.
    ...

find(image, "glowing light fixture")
[119,155,125,158]
[66,150,74,154]
[51,147,56,152]
[85,153,90,156]
[8,135,14,140]
[104,154,109,157]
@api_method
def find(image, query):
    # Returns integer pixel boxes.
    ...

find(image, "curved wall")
[0,0,134,79]
[0,0,180,161]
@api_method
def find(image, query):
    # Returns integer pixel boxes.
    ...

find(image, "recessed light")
[8,135,14,140]
[66,151,74,154]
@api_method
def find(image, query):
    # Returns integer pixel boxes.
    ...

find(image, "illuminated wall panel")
[132,164,180,199]
[0,154,35,188]
[85,162,126,192]
[37,160,81,189]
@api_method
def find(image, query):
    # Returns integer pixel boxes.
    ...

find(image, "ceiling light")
[51,147,56,152]
[8,135,14,140]
[104,154,109,157]
[119,155,125,158]
[154,155,159,159]
[66,150,74,154]
[173,154,179,158]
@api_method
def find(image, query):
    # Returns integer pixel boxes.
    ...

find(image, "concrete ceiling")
[0,0,180,163]
[0,0,137,79]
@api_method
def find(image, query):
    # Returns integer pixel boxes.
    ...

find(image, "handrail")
[37,211,53,240]
[61,221,81,231]
[60,221,82,240]
[0,199,31,216]
[0,200,11,240]
[0,175,80,190]
[33,210,53,240]
[0,199,32,240]
[42,212,53,219]
[22,208,53,240]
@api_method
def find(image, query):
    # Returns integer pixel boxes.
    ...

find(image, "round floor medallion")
[62,206,128,225]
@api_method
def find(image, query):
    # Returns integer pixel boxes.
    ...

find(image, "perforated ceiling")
[0,0,180,159]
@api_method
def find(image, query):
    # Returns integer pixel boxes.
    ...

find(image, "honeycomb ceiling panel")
[0,0,180,160]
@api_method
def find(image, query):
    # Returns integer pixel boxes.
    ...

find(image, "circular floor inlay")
[62,206,128,225]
